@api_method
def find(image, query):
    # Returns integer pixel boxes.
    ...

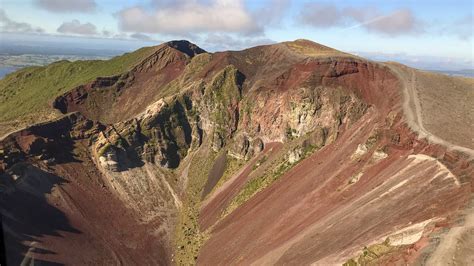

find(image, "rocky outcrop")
[1,39,472,266]
[200,65,244,150]
[52,41,206,124]
[98,146,119,171]
[197,84,474,266]
[227,135,265,160]
[90,95,196,170]
[0,113,102,170]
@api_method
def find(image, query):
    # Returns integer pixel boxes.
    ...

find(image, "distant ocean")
[0,66,19,79]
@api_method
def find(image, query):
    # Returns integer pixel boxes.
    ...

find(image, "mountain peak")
[281,39,348,57]
[164,40,206,57]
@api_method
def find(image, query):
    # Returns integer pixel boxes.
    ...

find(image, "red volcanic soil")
[53,44,195,124]
[0,115,171,265]
[200,142,283,231]
[2,157,169,265]
[201,152,227,199]
[1,40,472,265]
[197,58,473,264]
[197,109,473,265]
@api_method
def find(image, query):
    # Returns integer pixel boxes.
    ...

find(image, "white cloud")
[35,0,96,13]
[0,9,44,33]
[453,14,473,40]
[299,3,343,27]
[436,13,472,41]
[359,9,421,35]
[254,0,291,26]
[299,4,423,36]
[57,20,97,35]
[102,30,112,37]
[130,32,153,41]
[117,0,260,35]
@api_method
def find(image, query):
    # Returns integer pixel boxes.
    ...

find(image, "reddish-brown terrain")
[0,39,473,265]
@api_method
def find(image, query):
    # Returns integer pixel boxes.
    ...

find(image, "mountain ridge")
[0,39,473,265]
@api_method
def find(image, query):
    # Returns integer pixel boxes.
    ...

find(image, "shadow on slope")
[0,162,81,265]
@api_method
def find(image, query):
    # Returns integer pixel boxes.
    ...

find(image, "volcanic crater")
[0,39,473,265]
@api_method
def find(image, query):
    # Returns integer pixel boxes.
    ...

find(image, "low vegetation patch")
[97,143,112,157]
[343,238,398,266]
[223,143,318,218]
[0,46,156,123]
[173,147,216,264]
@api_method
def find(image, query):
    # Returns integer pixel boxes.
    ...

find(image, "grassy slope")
[223,144,317,218]
[283,39,352,58]
[174,146,217,265]
[0,46,156,123]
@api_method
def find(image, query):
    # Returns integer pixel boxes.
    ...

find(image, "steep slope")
[388,63,474,154]
[0,113,176,264]
[197,81,472,264]
[0,39,473,265]
[0,46,159,137]
[52,40,206,124]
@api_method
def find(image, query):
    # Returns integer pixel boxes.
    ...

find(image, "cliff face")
[52,42,199,124]
[0,40,473,265]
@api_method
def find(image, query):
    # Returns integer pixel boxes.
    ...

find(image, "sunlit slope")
[0,46,156,123]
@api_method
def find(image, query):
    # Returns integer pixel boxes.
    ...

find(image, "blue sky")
[0,0,472,69]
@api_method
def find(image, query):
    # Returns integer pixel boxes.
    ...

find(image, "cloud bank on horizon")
[0,0,472,68]
[57,20,98,35]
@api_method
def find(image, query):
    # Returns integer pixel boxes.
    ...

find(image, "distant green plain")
[0,46,155,122]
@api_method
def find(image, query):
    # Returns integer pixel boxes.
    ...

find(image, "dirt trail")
[197,107,471,265]
[387,64,474,265]
[387,64,474,158]
[0,125,25,141]
[427,202,474,265]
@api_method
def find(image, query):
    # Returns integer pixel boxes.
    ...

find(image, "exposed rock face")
[228,134,250,160]
[0,39,472,265]
[52,41,205,124]
[287,147,303,163]
[197,82,474,266]
[201,66,243,150]
[98,148,118,172]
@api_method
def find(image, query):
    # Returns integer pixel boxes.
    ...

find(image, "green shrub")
[97,143,112,157]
